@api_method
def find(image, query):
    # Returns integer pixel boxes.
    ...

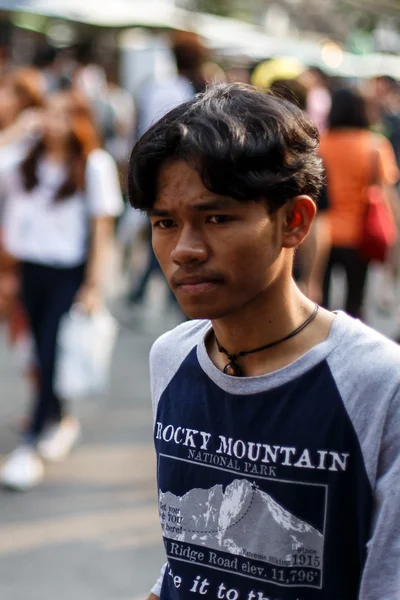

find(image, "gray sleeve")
[327,320,400,599]
[358,384,400,600]
[149,319,210,422]
[150,562,167,597]
[148,321,209,596]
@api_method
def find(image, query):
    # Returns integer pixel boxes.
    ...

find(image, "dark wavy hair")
[328,87,370,130]
[128,83,323,213]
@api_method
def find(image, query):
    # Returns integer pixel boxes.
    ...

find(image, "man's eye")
[153,219,175,229]
[207,215,233,224]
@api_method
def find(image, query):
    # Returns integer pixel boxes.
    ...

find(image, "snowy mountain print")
[160,479,324,563]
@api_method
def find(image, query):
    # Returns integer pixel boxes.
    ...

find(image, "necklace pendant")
[223,362,243,377]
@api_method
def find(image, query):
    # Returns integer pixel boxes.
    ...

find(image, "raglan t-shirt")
[150,312,400,600]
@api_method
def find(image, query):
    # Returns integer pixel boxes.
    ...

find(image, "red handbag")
[359,148,397,263]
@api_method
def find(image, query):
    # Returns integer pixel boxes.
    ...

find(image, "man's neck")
[209,280,334,377]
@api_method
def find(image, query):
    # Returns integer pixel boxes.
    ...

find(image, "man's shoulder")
[330,314,400,387]
[150,319,210,370]
[350,317,400,362]
[328,315,400,490]
[149,320,211,410]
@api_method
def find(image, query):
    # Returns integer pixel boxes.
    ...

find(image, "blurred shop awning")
[2,0,190,28]
[5,0,400,80]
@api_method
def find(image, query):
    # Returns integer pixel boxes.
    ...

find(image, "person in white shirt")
[0,67,45,319]
[0,89,123,491]
[137,36,207,136]
[129,38,207,307]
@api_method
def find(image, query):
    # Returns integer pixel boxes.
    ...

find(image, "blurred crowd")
[1,33,400,489]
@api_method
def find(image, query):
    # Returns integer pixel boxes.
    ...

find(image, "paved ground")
[0,291,182,600]
[0,266,397,599]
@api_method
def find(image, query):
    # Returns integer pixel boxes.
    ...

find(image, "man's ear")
[281,195,317,249]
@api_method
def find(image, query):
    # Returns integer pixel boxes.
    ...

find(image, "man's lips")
[172,274,224,293]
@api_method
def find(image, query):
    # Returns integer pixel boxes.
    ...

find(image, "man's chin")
[179,302,229,321]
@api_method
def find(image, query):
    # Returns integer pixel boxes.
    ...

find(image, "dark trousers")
[322,247,368,319]
[20,261,85,440]
[129,244,177,306]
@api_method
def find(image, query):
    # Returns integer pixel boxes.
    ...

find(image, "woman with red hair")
[0,90,123,490]
[0,67,44,320]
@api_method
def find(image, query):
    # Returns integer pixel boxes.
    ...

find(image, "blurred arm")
[0,121,23,147]
[296,218,317,293]
[84,216,114,289]
[0,109,43,147]
[146,562,167,600]
[76,149,123,311]
[307,213,331,303]
[74,216,114,312]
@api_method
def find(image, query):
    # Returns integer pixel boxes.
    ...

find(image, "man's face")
[149,160,290,320]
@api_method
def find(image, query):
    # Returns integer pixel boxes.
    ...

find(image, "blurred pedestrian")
[137,34,207,136]
[320,87,399,318]
[372,75,400,166]
[0,67,44,132]
[32,43,71,93]
[101,64,136,189]
[0,90,123,490]
[299,66,332,133]
[270,78,331,302]
[370,76,400,314]
[0,67,44,331]
[72,41,106,102]
[128,35,207,310]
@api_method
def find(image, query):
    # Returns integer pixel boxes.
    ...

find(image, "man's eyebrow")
[148,208,171,217]
[191,197,238,211]
[148,197,238,217]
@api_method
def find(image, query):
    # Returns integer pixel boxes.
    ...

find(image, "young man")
[128,84,400,600]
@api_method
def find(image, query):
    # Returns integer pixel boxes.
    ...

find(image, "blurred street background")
[0,293,175,600]
[1,0,400,597]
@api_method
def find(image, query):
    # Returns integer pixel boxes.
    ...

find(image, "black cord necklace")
[214,303,319,377]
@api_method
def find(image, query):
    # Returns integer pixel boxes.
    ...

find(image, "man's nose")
[171,226,208,265]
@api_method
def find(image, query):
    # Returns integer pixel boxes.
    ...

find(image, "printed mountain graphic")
[160,479,324,564]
